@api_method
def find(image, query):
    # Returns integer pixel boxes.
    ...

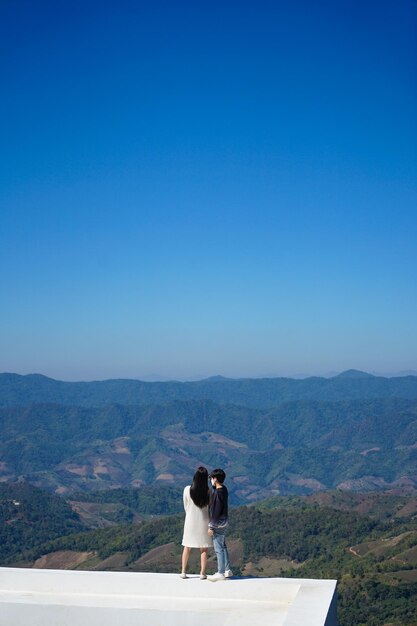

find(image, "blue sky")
[1,0,416,381]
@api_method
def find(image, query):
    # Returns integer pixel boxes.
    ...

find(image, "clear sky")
[1,0,416,381]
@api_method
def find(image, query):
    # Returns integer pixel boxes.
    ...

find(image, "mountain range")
[1,372,416,626]
[0,371,416,499]
[1,369,417,409]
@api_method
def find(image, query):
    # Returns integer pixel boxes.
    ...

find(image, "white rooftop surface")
[0,567,337,626]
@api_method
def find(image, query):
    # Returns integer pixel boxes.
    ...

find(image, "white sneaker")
[224,569,233,578]
[207,572,226,582]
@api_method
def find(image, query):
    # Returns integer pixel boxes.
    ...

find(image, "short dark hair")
[210,468,226,484]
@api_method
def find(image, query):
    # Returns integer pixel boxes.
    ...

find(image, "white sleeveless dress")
[181,485,211,548]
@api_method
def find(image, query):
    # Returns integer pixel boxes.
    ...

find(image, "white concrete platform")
[0,567,337,626]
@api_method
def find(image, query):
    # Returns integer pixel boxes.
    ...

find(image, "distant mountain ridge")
[334,369,376,379]
[1,370,417,409]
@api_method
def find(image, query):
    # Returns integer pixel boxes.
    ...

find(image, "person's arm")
[183,486,189,512]
[208,490,216,533]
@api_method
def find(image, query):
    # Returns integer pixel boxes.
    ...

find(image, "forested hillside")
[5,490,417,626]
[69,485,183,526]
[1,397,416,497]
[0,483,84,561]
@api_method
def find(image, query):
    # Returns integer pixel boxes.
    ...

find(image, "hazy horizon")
[3,367,417,384]
[1,1,416,382]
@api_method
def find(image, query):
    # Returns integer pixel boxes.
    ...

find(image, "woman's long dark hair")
[190,466,210,509]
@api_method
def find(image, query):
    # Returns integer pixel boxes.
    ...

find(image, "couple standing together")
[181,466,232,582]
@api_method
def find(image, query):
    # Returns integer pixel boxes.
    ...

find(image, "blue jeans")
[212,529,230,575]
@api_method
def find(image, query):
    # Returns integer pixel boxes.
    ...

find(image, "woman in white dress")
[181,466,211,579]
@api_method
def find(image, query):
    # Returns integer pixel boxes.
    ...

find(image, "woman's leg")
[181,546,191,574]
[200,547,208,575]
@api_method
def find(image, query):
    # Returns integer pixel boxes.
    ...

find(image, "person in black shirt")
[207,468,233,581]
